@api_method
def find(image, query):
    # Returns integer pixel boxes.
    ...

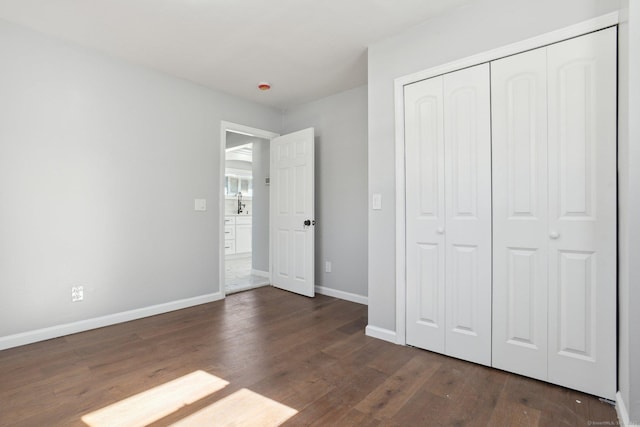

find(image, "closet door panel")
[547,27,617,400]
[443,64,492,366]
[491,47,548,380]
[404,76,447,353]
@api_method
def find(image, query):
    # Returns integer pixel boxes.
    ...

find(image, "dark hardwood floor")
[0,287,617,426]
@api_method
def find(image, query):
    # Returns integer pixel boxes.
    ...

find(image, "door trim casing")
[219,121,279,297]
[392,12,619,346]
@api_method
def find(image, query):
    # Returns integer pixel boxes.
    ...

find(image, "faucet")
[237,192,245,214]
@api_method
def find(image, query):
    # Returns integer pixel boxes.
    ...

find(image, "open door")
[270,128,315,297]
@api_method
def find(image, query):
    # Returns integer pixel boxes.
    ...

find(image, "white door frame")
[392,13,618,345]
[219,121,279,297]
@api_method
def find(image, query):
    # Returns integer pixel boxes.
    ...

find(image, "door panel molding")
[270,128,315,297]
[491,45,549,383]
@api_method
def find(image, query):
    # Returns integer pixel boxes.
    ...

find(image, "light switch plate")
[372,193,382,210]
[194,199,207,211]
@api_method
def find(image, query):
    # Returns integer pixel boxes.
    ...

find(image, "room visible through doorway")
[223,129,271,294]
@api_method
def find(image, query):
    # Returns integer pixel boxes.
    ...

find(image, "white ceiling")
[0,0,470,109]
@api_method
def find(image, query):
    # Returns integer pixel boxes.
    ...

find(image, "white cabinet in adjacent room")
[224,215,252,255]
[224,216,236,255]
[235,216,252,254]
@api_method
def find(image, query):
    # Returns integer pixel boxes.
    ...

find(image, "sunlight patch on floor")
[169,388,298,427]
[82,370,229,427]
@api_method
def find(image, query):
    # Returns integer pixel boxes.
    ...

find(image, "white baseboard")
[617,391,639,427]
[251,269,269,278]
[0,292,224,351]
[365,325,398,344]
[315,285,368,305]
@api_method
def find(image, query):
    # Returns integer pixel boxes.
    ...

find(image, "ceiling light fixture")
[258,82,271,91]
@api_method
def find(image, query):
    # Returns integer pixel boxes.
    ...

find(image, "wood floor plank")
[385,387,452,427]
[333,408,381,426]
[355,353,442,419]
[364,340,419,375]
[321,327,372,359]
[0,286,618,427]
[422,355,474,401]
[487,399,542,427]
[386,363,507,426]
[336,315,368,335]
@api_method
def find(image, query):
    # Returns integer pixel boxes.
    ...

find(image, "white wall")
[0,19,281,342]
[282,86,368,301]
[251,138,270,272]
[618,0,640,422]
[367,0,620,333]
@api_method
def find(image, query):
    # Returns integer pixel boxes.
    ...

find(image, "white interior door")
[405,64,491,366]
[405,76,446,354]
[546,28,617,400]
[270,128,315,297]
[443,64,492,366]
[491,46,549,381]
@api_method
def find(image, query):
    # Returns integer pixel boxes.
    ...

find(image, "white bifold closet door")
[491,28,617,399]
[491,46,549,381]
[405,63,492,366]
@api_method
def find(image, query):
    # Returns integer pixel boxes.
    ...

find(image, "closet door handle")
[437,227,445,234]
[549,231,560,239]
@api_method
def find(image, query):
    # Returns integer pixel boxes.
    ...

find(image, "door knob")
[304,219,312,226]
[549,231,560,239]
[437,227,445,234]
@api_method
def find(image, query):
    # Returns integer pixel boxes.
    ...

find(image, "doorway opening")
[220,122,278,295]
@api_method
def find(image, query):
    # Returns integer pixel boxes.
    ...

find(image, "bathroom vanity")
[224,215,252,255]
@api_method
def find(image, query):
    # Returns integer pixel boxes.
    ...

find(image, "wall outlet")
[72,286,84,302]
[194,198,207,211]
[325,261,332,273]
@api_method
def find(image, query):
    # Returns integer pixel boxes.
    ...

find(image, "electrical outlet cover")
[72,286,84,302]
